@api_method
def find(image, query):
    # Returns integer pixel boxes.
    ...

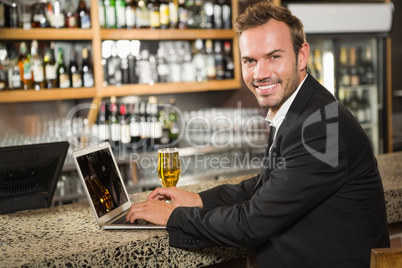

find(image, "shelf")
[99,80,240,97]
[0,88,97,103]
[100,28,236,40]
[0,28,94,40]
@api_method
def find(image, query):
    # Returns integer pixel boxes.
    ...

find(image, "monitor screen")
[0,141,69,214]
[76,148,128,218]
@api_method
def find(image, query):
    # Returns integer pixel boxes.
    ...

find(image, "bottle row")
[0,0,90,29]
[0,41,94,91]
[99,0,232,30]
[102,39,234,86]
[0,38,235,91]
[93,96,180,153]
[307,44,376,88]
[338,89,372,125]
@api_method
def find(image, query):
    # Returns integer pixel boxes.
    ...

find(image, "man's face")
[239,19,309,114]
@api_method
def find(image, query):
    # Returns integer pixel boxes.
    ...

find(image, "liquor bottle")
[8,4,18,28]
[17,42,32,90]
[78,0,91,29]
[157,47,169,83]
[125,0,136,28]
[159,102,171,145]
[168,46,181,82]
[98,0,106,28]
[136,0,150,28]
[205,39,216,80]
[129,102,141,149]
[148,97,163,149]
[339,46,350,87]
[159,0,169,29]
[127,46,138,84]
[109,96,120,151]
[193,39,207,82]
[116,0,126,28]
[349,90,360,121]
[213,0,223,29]
[30,40,45,91]
[44,42,57,89]
[139,100,149,151]
[214,40,224,80]
[222,0,231,29]
[10,64,22,90]
[53,0,65,28]
[31,2,50,28]
[57,47,70,88]
[362,45,375,85]
[98,101,109,142]
[137,49,152,84]
[178,0,188,29]
[0,3,5,28]
[107,42,122,85]
[168,98,179,142]
[223,41,234,79]
[70,46,83,88]
[203,0,214,29]
[313,48,323,84]
[148,0,161,29]
[169,0,178,28]
[82,47,95,87]
[105,0,117,28]
[349,46,360,86]
[0,44,7,90]
[119,103,131,151]
[66,2,78,28]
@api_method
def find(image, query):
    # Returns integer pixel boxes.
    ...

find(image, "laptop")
[0,141,69,215]
[72,142,165,230]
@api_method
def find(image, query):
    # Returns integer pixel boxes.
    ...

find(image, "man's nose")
[253,60,272,81]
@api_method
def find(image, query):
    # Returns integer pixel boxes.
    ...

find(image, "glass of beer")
[157,148,181,188]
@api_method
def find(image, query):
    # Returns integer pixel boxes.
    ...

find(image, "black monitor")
[0,141,69,214]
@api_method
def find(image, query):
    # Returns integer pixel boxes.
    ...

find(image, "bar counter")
[1,151,402,267]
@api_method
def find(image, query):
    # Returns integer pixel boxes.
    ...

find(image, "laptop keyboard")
[112,216,154,226]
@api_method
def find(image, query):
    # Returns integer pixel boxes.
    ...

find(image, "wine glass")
[157,148,181,188]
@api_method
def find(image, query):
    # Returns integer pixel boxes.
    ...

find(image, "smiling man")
[126,1,390,267]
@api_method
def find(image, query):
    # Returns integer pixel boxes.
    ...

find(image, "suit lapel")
[253,75,319,193]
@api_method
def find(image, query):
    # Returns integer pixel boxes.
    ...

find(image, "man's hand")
[126,199,174,226]
[147,187,203,208]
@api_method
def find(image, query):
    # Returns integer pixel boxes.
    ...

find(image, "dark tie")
[267,125,276,151]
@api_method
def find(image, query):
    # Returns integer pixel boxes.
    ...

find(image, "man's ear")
[298,43,310,71]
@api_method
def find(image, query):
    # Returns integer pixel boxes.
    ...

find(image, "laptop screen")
[76,147,128,218]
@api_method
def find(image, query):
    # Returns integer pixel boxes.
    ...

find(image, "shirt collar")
[265,74,308,130]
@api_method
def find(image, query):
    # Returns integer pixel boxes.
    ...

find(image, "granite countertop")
[376,151,402,224]
[1,152,402,267]
[0,176,253,268]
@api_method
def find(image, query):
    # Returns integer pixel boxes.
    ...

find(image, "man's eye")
[272,55,280,59]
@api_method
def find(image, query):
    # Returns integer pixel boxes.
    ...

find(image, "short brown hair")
[235,1,306,58]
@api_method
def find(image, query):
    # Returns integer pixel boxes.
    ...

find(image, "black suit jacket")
[167,75,390,267]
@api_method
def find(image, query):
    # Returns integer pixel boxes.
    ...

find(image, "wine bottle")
[109,96,121,152]
[136,0,150,29]
[82,47,95,87]
[159,0,169,29]
[349,46,359,86]
[98,101,110,142]
[223,41,234,79]
[214,40,224,80]
[44,42,57,89]
[116,0,126,28]
[149,0,161,29]
[205,39,216,80]
[213,0,223,29]
[168,98,179,142]
[17,42,32,90]
[105,0,117,28]
[339,46,350,87]
[57,47,70,88]
[70,46,83,88]
[178,0,188,29]
[78,0,91,29]
[193,39,207,82]
[30,40,45,91]
[203,0,214,29]
[169,0,178,28]
[98,0,106,28]
[129,102,141,150]
[222,0,231,29]
[66,2,78,28]
[53,0,65,28]
[125,0,136,29]
[119,103,131,152]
